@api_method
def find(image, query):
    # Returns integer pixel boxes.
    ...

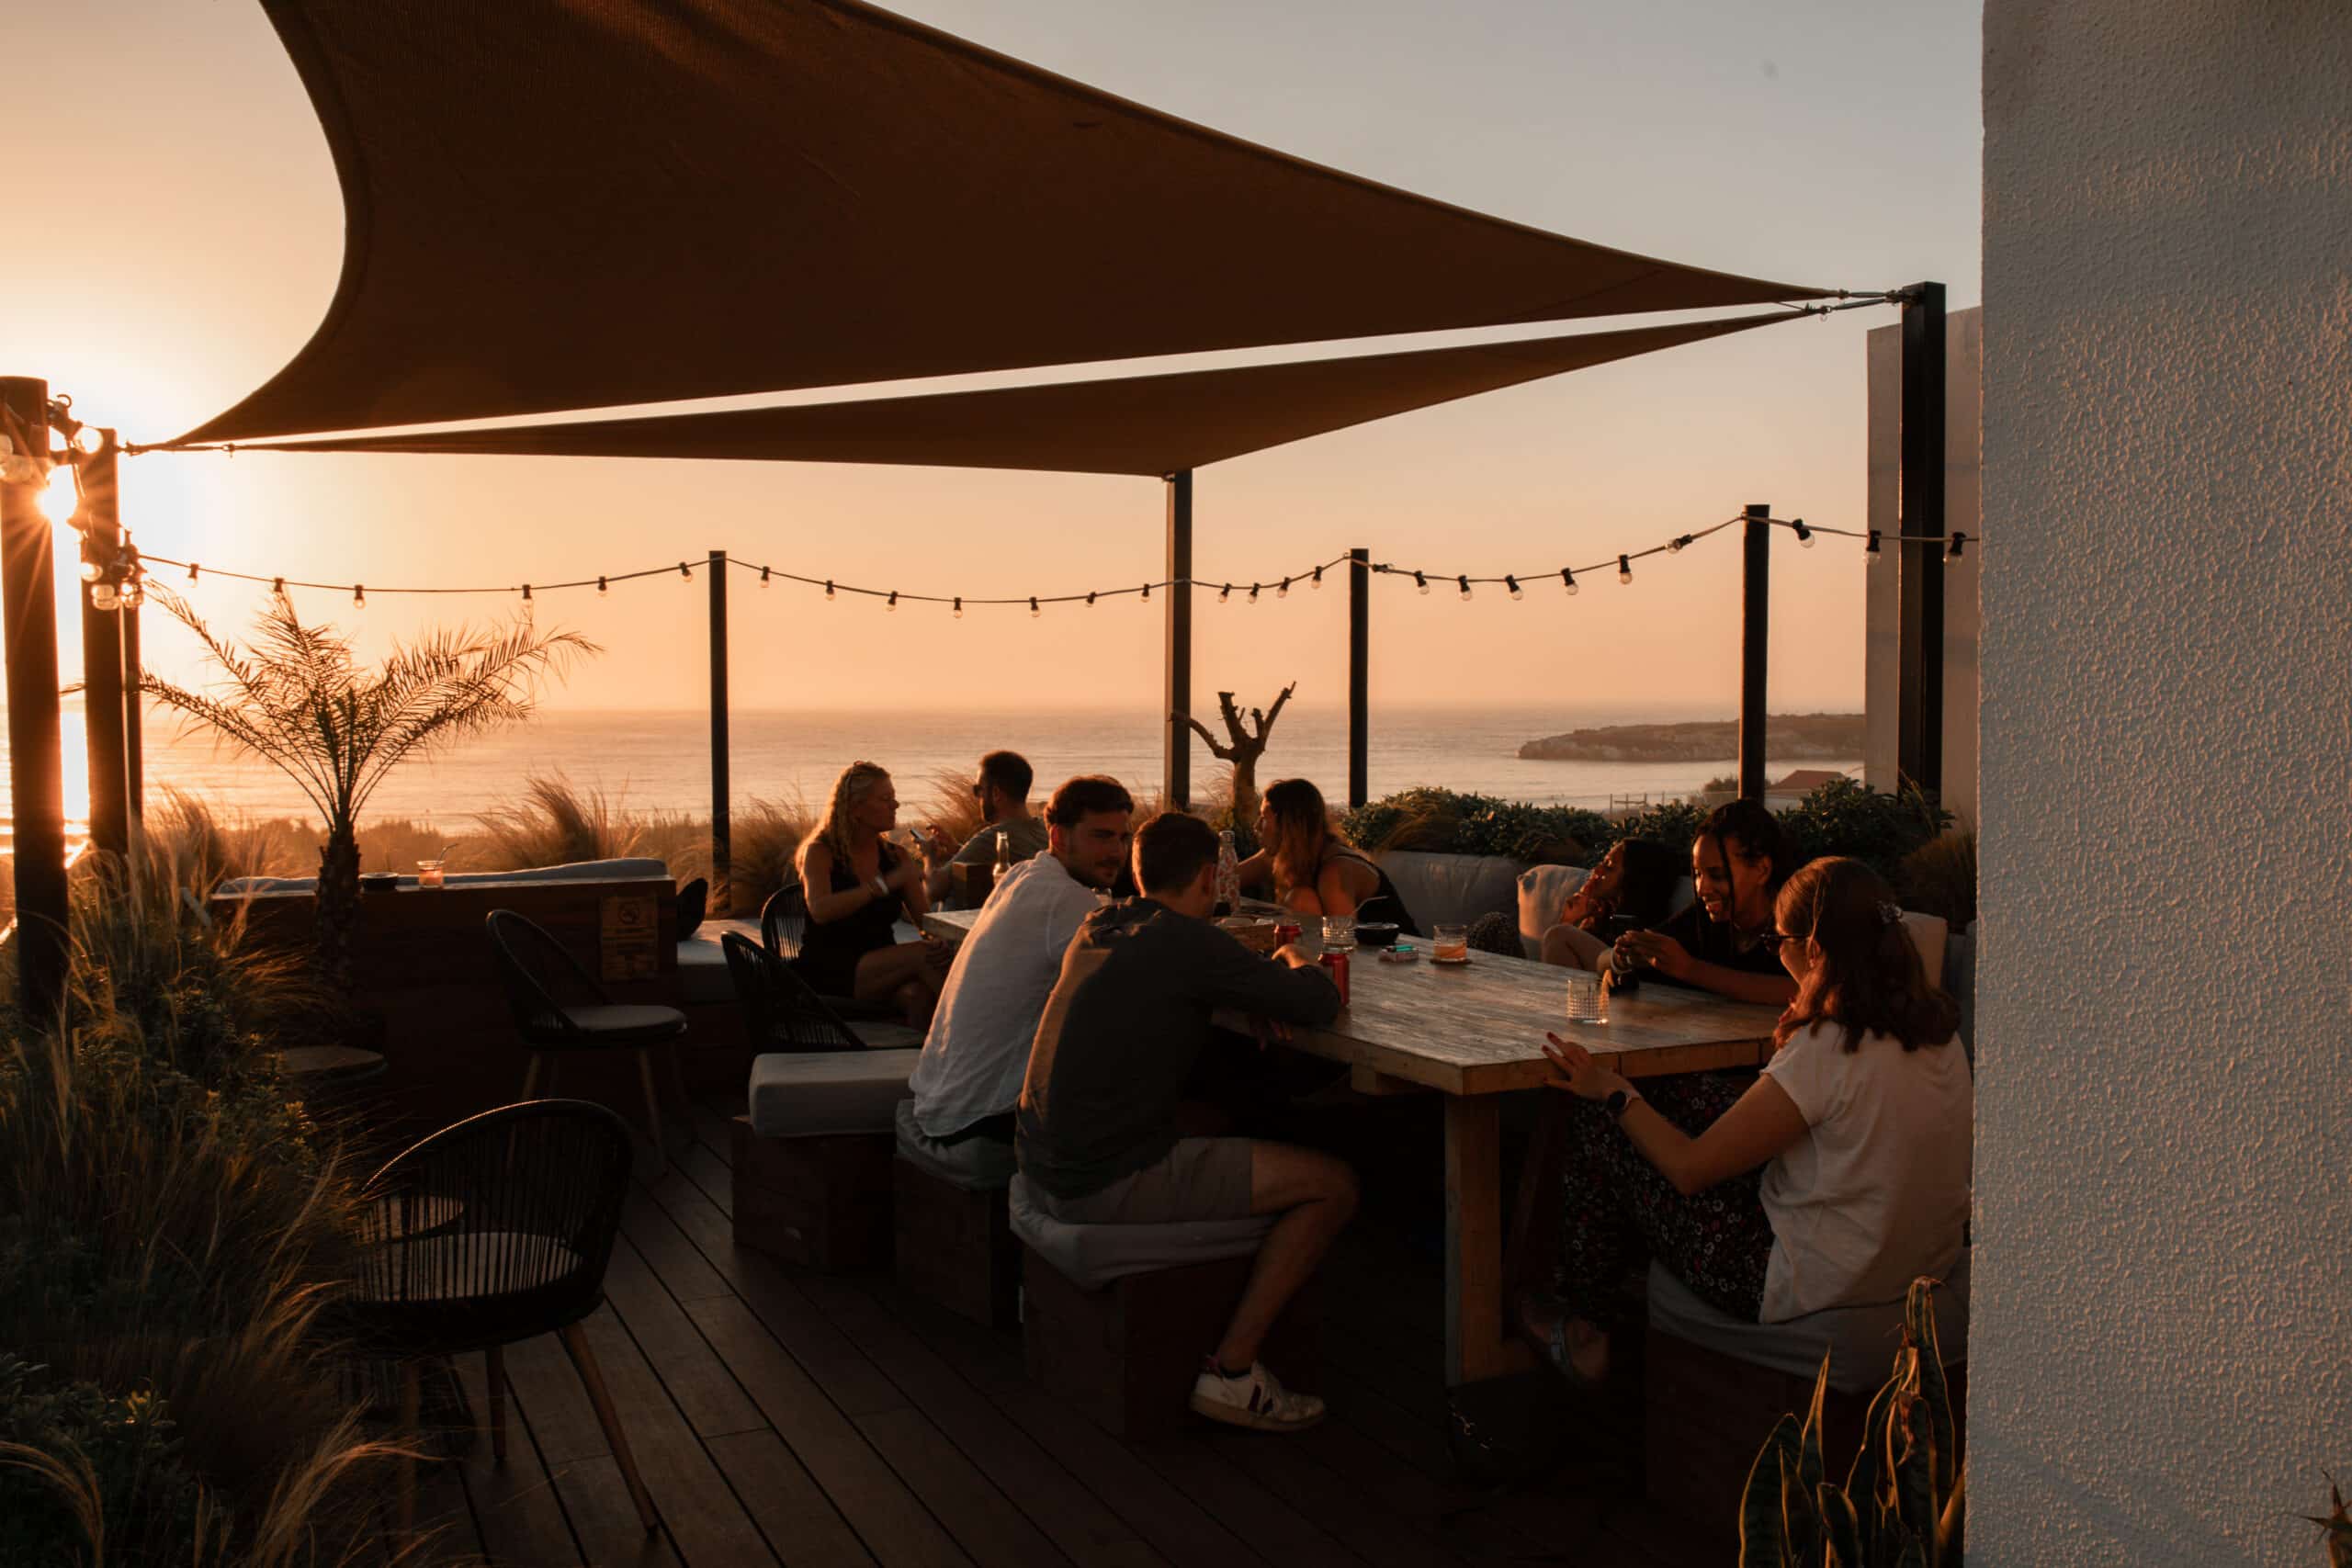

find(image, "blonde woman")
[796,762,953,1025]
[1238,778,1419,935]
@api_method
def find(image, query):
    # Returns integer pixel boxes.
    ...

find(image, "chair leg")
[397,1360,422,1541]
[521,1052,543,1099]
[637,1048,668,1175]
[485,1346,508,1466]
[559,1322,657,1532]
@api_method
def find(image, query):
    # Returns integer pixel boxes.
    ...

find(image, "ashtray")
[1377,947,1420,964]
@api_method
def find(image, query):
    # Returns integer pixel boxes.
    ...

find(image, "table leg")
[1443,1095,1534,1386]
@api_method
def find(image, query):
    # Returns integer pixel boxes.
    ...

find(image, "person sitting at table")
[1518,855,1972,1384]
[1537,838,1682,969]
[903,775,1136,1185]
[924,749,1049,905]
[795,761,954,1026]
[1573,801,1799,1009]
[1018,811,1352,1433]
[1237,778,1420,934]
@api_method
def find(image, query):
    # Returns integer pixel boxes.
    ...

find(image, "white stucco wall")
[1976,5,2350,1563]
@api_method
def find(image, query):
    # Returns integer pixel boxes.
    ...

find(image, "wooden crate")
[1021,1247,1319,1440]
[730,1115,894,1272]
[1644,1326,1968,1553]
[892,1161,1018,1326]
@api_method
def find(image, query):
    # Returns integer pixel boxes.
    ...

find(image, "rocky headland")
[1517,713,1864,762]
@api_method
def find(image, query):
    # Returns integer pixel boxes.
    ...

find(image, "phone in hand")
[1602,914,1644,942]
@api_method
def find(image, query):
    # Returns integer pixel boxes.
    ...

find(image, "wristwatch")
[870,874,889,898]
[1602,1088,1640,1121]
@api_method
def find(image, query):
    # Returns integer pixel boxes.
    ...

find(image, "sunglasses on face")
[1757,932,1788,954]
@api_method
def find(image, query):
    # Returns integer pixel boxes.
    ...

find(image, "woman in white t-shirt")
[1515,856,1972,1384]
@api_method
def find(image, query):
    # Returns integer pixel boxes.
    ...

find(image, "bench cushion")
[1008,1174,1273,1291]
[747,1051,917,1137]
[1516,863,1589,955]
[676,917,758,1006]
[220,856,672,896]
[1645,1250,1971,1394]
[894,1100,1016,1190]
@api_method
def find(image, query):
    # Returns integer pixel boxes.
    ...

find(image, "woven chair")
[345,1100,654,1541]
[722,930,895,1052]
[484,909,689,1171]
[758,885,903,1025]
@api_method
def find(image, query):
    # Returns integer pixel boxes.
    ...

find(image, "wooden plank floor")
[403,1094,1720,1568]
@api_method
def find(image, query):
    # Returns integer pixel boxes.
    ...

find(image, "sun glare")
[38,463,80,526]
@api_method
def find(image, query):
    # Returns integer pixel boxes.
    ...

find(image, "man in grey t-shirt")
[924,750,1049,906]
[902,776,1135,1187]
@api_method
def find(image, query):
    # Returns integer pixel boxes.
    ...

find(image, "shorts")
[1032,1136,1258,1226]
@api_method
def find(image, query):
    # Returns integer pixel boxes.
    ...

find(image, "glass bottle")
[1215,829,1239,918]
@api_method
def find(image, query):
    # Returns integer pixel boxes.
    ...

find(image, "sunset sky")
[10,0,1978,716]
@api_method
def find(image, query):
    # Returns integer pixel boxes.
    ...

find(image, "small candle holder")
[416,859,447,890]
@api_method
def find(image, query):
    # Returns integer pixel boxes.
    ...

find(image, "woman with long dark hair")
[1516,856,1972,1384]
[1538,837,1682,967]
[1555,799,1801,1007]
[1238,778,1419,935]
[795,761,953,1025]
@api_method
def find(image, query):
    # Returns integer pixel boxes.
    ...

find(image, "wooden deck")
[397,1092,1724,1568]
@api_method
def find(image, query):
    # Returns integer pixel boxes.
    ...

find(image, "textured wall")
[1977,4,2350,1563]
[1864,309,1981,828]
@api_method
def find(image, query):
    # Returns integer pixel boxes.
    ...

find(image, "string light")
[1792,518,1815,547]
[1414,570,1430,595]
[1028,596,1040,618]
[1666,535,1685,554]
[521,583,533,605]
[1506,575,1522,600]
[1457,574,1472,601]
[1140,581,1150,603]
[187,563,199,581]
[1218,583,1230,602]
[71,427,103,457]
[1560,567,1578,596]
[1277,577,1291,598]
[597,575,609,596]
[1247,583,1259,603]
[760,566,771,588]
[1311,565,1323,589]
[1864,530,1882,558]
[271,576,286,602]
[825,580,835,600]
[678,560,693,580]
[1086,591,1098,608]
[91,582,119,612]
[953,595,963,618]
[1947,531,1967,559]
[353,584,366,609]
[886,590,898,611]
[1617,554,1633,585]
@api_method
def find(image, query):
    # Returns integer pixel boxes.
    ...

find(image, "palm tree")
[140,587,596,992]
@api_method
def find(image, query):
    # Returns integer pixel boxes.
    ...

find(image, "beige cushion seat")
[747,1050,918,1137]
[1008,1173,1272,1291]
[1645,1248,1971,1394]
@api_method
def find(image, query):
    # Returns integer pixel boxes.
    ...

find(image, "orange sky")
[8,0,1978,717]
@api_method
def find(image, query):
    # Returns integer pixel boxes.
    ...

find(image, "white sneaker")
[1189,1358,1326,1432]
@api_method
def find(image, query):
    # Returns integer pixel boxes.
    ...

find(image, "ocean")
[18,703,1858,840]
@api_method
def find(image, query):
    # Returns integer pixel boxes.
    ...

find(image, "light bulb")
[0,454,36,484]
[1311,566,1323,590]
[1666,536,1684,554]
[72,426,103,457]
[1218,583,1231,603]
[354,585,366,609]
[1457,575,1472,601]
[1864,530,1882,558]
[887,590,899,612]
[1247,583,1259,604]
[91,582,119,612]
[759,566,771,588]
[679,561,693,580]
[953,596,964,619]
[1947,532,1967,559]
[1506,575,1523,600]
[38,465,77,525]
[1086,592,1098,608]
[187,563,200,581]
[271,577,287,602]
[1029,596,1040,618]
[1560,568,1578,597]
[597,575,609,596]
[1617,555,1633,586]
[79,558,101,584]
[119,580,143,610]
[1792,519,1814,548]
[824,580,835,601]
[1140,582,1150,603]
[1414,571,1430,595]
[522,584,533,604]
[1277,577,1291,599]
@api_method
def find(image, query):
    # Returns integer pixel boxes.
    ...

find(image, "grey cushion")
[220,856,671,897]
[1516,863,1589,956]
[747,1051,917,1137]
[1646,1250,1971,1395]
[1373,851,1525,931]
[676,918,758,1006]
[1007,1174,1273,1291]
[893,1100,1016,1190]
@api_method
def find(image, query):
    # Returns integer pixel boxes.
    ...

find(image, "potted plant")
[140,587,594,994]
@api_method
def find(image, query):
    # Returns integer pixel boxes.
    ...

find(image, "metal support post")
[1348,547,1369,809]
[1162,471,1193,812]
[1738,502,1770,801]
[1897,282,1947,797]
[707,548,730,915]
[79,431,130,862]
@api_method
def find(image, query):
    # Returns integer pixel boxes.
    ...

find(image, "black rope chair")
[720,930,882,1053]
[345,1100,655,1540]
[758,884,900,1024]
[484,909,690,1171]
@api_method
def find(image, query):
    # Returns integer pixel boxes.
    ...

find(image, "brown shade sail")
[176,0,1833,446]
[233,312,1795,475]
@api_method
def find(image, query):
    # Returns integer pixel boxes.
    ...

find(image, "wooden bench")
[1020,1248,1318,1440]
[730,1115,895,1272]
[893,1160,1018,1326]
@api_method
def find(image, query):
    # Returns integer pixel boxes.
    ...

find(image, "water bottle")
[1215,829,1239,918]
[993,828,1012,876]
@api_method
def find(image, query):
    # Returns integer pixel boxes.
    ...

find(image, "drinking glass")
[1321,915,1357,954]
[1564,969,1609,1023]
[416,859,446,890]
[1431,922,1469,962]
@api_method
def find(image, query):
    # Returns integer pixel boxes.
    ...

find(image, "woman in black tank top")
[795,762,955,1025]
[1238,778,1420,936]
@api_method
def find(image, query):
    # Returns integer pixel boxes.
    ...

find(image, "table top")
[920,905,1778,1097]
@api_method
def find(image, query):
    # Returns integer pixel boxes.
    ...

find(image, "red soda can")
[1275,919,1303,947]
[1319,950,1350,1006]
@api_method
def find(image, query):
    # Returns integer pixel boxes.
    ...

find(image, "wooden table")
[920,907,1781,1386]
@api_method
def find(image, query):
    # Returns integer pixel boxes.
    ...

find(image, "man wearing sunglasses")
[925,750,1049,906]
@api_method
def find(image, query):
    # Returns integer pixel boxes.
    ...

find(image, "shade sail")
[177,0,1833,446]
[234,312,1795,475]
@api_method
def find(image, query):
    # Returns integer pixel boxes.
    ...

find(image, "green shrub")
[1898,830,1976,932]
[1611,798,1711,856]
[1340,787,1609,865]
[1777,779,1951,886]
[0,1354,208,1565]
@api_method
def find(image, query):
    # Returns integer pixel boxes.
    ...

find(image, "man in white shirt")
[900,775,1136,1187]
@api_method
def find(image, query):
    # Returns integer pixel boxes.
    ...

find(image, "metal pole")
[1737,502,1770,801]
[1897,282,1948,797]
[1162,471,1193,813]
[707,547,730,916]
[79,431,130,863]
[1,377,69,1015]
[120,600,143,844]
[1348,547,1369,809]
